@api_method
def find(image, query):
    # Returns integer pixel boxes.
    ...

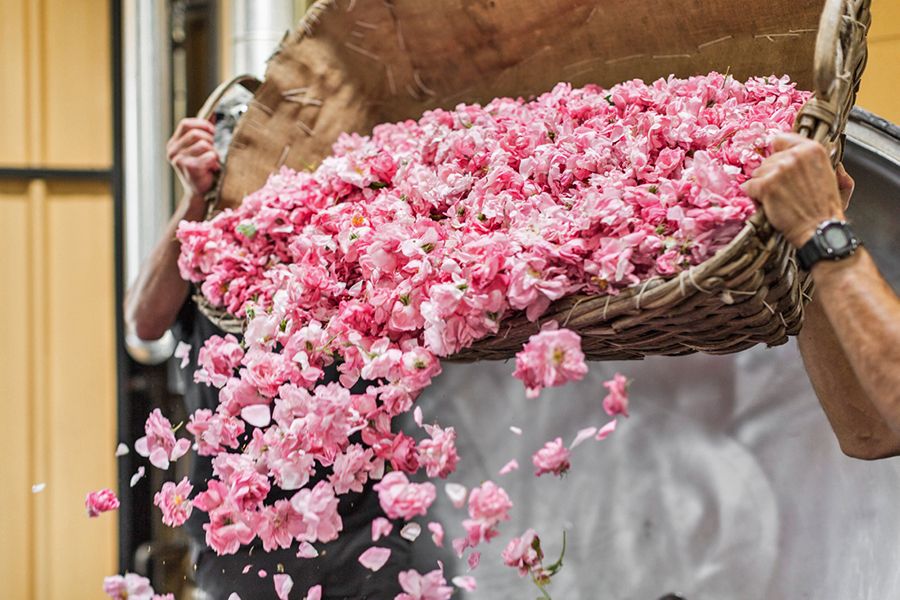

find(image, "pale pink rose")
[194,334,244,388]
[373,471,436,520]
[396,566,454,600]
[532,438,571,477]
[417,425,459,479]
[358,546,392,572]
[135,409,191,470]
[502,529,543,576]
[186,409,245,457]
[153,477,194,527]
[513,324,588,398]
[290,481,343,544]
[602,373,630,417]
[103,572,153,599]
[86,488,120,518]
[273,574,293,600]
[258,499,306,552]
[330,444,375,494]
[461,481,512,548]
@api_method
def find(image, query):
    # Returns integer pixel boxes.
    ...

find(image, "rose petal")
[570,426,598,449]
[499,459,519,475]
[242,564,252,574]
[358,547,392,572]
[371,517,393,542]
[509,426,523,435]
[130,466,146,488]
[274,574,294,600]
[467,551,481,571]
[115,443,130,457]
[296,541,318,559]
[174,341,192,368]
[428,522,444,547]
[400,522,421,542]
[134,436,149,457]
[305,585,322,600]
[149,447,170,470]
[258,569,268,578]
[241,404,272,429]
[452,537,467,558]
[452,575,477,591]
[413,406,423,427]
[228,594,242,600]
[444,483,467,509]
[596,419,617,440]
[171,438,191,462]
[31,483,46,494]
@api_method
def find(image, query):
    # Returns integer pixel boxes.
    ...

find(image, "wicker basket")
[196,0,872,362]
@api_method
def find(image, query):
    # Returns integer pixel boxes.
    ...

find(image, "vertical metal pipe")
[122,0,176,360]
[231,0,296,79]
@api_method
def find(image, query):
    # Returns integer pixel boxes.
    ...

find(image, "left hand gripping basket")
[195,0,872,362]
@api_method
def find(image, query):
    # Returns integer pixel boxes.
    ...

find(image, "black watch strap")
[796,238,821,271]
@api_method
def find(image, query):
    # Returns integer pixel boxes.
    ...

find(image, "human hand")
[741,133,845,248]
[835,162,855,210]
[166,118,220,200]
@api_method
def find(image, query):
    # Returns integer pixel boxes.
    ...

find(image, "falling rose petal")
[596,419,618,440]
[130,466,146,488]
[228,594,241,600]
[115,443,130,457]
[444,483,467,509]
[452,576,477,592]
[371,517,393,541]
[85,488,120,517]
[428,522,444,547]
[570,426,598,449]
[258,569,268,578]
[31,483,46,494]
[148,447,170,471]
[467,551,481,571]
[171,438,191,462]
[242,564,252,575]
[499,459,519,475]
[358,547,392,572]
[274,574,294,600]
[241,404,272,429]
[452,538,467,558]
[413,406,423,427]
[174,341,192,368]
[304,585,322,600]
[296,541,318,559]
[510,426,523,435]
[400,522,421,542]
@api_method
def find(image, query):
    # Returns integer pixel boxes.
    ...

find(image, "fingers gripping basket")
[196,0,872,361]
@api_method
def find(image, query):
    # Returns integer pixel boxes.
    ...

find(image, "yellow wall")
[0,0,117,598]
[856,0,900,124]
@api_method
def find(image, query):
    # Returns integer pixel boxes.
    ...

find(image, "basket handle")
[196,74,262,216]
[197,74,261,121]
[795,0,871,162]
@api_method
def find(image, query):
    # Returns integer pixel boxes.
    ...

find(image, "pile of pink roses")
[111,73,809,598]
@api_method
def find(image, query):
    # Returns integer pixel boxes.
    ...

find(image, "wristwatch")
[795,219,862,271]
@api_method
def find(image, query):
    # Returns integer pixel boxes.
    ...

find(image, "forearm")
[124,194,207,340]
[798,290,900,458]
[808,249,900,436]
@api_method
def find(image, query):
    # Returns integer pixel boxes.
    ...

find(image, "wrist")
[785,211,846,248]
[178,192,209,222]
[810,250,864,286]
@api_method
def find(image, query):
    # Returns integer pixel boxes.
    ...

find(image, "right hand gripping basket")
[198,0,873,361]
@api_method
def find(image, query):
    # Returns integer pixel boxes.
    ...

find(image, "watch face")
[822,224,852,252]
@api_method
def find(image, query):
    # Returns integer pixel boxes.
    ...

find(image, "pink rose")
[513,324,588,398]
[602,373,630,417]
[373,471,436,520]
[134,409,191,470]
[532,438,571,477]
[86,488,120,518]
[153,477,194,527]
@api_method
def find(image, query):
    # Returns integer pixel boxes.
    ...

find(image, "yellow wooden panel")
[0,0,29,165]
[42,0,111,168]
[0,183,33,599]
[38,183,117,598]
[857,38,900,124]
[869,0,900,40]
